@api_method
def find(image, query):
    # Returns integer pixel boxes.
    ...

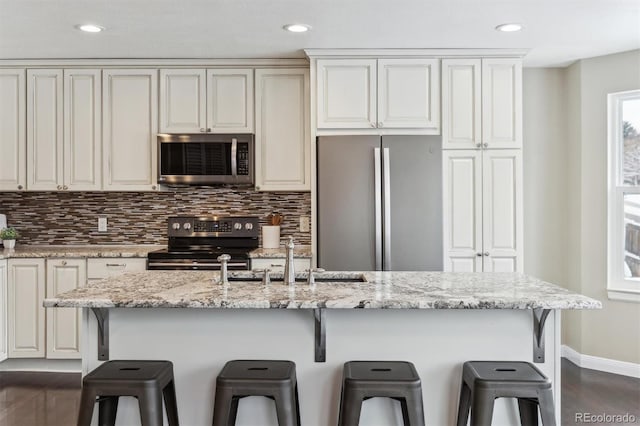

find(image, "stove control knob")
[234,222,242,230]
[245,223,253,230]
[172,223,180,230]
[183,222,191,230]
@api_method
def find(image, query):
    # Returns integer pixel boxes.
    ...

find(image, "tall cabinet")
[441,57,523,272]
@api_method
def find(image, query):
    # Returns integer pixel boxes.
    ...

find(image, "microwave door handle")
[231,138,238,176]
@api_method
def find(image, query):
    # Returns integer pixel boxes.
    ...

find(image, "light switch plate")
[300,216,310,233]
[98,217,107,232]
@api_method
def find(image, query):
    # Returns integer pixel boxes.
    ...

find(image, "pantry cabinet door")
[159,69,206,133]
[0,69,26,191]
[27,69,63,190]
[64,69,102,190]
[481,59,522,149]
[207,69,254,133]
[8,259,45,358]
[103,69,158,191]
[442,59,481,149]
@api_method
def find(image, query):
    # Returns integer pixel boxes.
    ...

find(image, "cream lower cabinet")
[7,258,45,358]
[443,150,523,272]
[0,260,7,362]
[45,259,85,359]
[0,69,26,191]
[255,68,310,191]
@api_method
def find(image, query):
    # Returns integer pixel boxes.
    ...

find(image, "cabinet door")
[0,69,26,191]
[103,69,158,191]
[377,59,439,130]
[481,59,522,149]
[482,150,523,272]
[27,69,63,191]
[442,151,483,272]
[7,259,45,358]
[316,59,377,129]
[46,259,85,359]
[0,260,7,362]
[207,69,254,133]
[255,68,310,191]
[64,69,102,190]
[159,69,206,133]
[442,59,481,149]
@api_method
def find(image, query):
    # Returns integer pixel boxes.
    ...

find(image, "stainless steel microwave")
[158,134,254,185]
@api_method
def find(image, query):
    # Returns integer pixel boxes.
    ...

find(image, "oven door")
[158,134,254,185]
[147,258,250,271]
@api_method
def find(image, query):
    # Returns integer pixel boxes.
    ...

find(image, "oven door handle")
[231,138,238,177]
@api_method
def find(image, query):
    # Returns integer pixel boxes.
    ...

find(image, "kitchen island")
[44,271,600,426]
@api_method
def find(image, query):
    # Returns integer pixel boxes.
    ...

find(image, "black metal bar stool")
[456,361,556,426]
[337,361,425,426]
[212,360,301,426]
[76,360,179,426]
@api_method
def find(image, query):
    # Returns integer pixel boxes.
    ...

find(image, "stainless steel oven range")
[147,216,259,270]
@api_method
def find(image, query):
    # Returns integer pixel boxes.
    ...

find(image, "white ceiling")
[1,0,639,67]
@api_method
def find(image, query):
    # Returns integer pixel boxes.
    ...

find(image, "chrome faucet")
[283,236,295,286]
[217,254,231,285]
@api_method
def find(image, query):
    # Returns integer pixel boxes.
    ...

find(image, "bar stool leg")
[212,387,234,426]
[470,389,495,426]
[274,388,299,426]
[98,396,119,426]
[404,390,426,426]
[77,388,98,426]
[138,387,164,426]
[517,398,538,426]
[338,388,364,426]
[294,384,301,426]
[162,380,180,426]
[456,381,472,426]
[537,389,556,426]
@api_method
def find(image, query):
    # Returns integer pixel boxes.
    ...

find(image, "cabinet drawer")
[87,258,147,279]
[250,258,310,272]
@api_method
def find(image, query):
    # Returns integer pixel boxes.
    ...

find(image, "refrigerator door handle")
[374,147,383,271]
[383,147,391,270]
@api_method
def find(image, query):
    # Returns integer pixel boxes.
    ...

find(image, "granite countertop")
[43,270,601,310]
[0,245,164,259]
[248,246,312,258]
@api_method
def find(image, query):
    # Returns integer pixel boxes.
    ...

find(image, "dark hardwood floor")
[0,359,638,425]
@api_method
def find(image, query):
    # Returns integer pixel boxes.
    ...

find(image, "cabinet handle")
[63,185,68,190]
[271,263,283,267]
[17,185,23,190]
[152,185,157,190]
[61,260,67,266]
[200,128,205,132]
[378,122,383,128]
[57,185,62,190]
[483,143,489,148]
[476,143,482,149]
[106,263,126,268]
[207,128,212,132]
[256,185,260,190]
[484,252,490,257]
[476,253,482,257]
[370,122,376,128]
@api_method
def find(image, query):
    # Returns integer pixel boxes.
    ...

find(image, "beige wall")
[523,49,640,364]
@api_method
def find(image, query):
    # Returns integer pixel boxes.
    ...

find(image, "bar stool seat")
[456,361,556,426]
[212,360,301,426]
[338,361,425,426]
[77,360,179,426]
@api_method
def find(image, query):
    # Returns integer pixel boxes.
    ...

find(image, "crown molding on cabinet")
[304,48,529,59]
[0,58,309,68]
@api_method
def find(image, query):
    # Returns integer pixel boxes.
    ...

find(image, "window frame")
[607,89,640,302]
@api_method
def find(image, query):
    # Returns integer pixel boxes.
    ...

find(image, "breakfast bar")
[44,271,600,426]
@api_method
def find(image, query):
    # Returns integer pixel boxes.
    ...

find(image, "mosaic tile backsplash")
[0,187,311,246]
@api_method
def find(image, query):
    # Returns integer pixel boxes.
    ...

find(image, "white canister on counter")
[262,225,281,249]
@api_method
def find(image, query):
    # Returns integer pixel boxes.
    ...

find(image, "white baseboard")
[562,345,640,378]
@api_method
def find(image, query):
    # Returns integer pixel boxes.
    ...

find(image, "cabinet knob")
[207,128,212,132]
[476,143,482,149]
[200,128,205,132]
[17,185,23,190]
[483,143,489,148]
[378,122,383,128]
[63,185,68,190]
[370,122,376,128]
[152,185,157,190]
[256,185,260,190]
[484,252,490,256]
[476,253,482,257]
[57,185,62,190]
[61,260,67,266]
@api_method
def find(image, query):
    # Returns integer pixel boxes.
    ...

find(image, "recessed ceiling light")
[283,24,311,33]
[495,23,523,32]
[76,24,105,33]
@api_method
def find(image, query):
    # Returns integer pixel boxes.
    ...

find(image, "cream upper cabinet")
[0,69,26,191]
[255,68,310,191]
[103,69,158,191]
[159,68,253,133]
[443,150,522,272]
[64,69,102,190]
[27,69,63,190]
[316,59,377,129]
[0,260,7,362]
[316,58,440,132]
[442,58,522,149]
[377,59,439,130]
[7,258,45,358]
[46,259,85,359]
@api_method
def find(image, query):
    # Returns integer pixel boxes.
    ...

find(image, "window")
[608,89,640,301]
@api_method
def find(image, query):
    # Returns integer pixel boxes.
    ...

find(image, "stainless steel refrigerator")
[317,135,442,271]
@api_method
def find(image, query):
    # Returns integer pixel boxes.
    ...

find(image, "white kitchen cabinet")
[316,58,440,132]
[103,69,158,191]
[159,68,253,134]
[46,259,85,359]
[255,68,310,191]
[87,258,147,282]
[7,258,46,358]
[0,260,7,362]
[443,150,523,272]
[251,257,311,273]
[442,58,522,149]
[0,69,26,191]
[27,69,63,190]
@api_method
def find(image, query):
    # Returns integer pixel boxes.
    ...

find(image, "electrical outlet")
[98,217,108,232]
[299,216,310,233]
